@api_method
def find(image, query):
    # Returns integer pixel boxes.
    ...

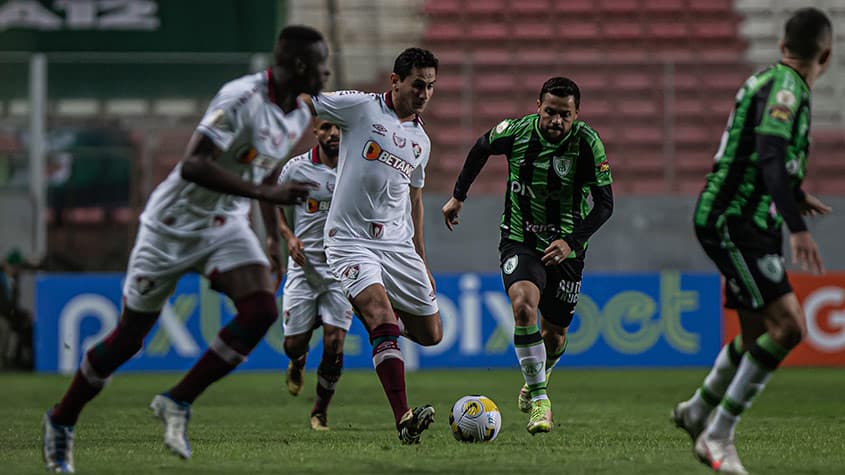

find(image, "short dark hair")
[783,7,832,60]
[539,77,580,108]
[274,25,325,66]
[393,48,439,80]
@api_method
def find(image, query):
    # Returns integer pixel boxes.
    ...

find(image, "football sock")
[686,335,744,422]
[370,323,408,427]
[169,291,277,404]
[291,354,306,371]
[707,334,788,439]
[545,335,567,382]
[514,325,547,401]
[51,311,158,426]
[312,351,343,416]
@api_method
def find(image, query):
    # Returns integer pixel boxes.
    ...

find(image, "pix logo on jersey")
[362,140,415,178]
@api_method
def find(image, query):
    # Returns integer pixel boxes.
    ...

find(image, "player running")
[41,26,330,473]
[302,48,441,444]
[277,119,352,431]
[672,8,832,475]
[442,77,614,435]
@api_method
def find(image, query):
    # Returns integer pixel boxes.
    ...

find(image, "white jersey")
[141,70,312,236]
[312,91,430,249]
[278,147,337,264]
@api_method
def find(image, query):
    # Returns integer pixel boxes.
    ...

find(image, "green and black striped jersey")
[487,114,613,255]
[695,63,811,232]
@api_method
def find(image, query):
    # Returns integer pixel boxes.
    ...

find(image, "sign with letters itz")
[35,271,723,374]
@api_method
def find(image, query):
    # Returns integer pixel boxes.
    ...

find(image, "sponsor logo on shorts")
[503,255,518,275]
[135,276,156,295]
[362,140,415,177]
[757,254,784,283]
[342,264,360,281]
[370,223,384,239]
[328,228,338,238]
[555,280,582,305]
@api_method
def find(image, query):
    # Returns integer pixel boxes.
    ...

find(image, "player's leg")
[381,245,442,346]
[328,245,434,444]
[537,258,583,384]
[673,225,751,442]
[43,226,177,472]
[309,288,354,430]
[281,279,319,396]
[694,224,793,474]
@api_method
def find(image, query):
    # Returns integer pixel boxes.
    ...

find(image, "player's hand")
[800,193,832,217]
[790,231,825,275]
[542,239,571,267]
[442,197,463,231]
[287,236,306,266]
[263,180,317,205]
[265,237,285,289]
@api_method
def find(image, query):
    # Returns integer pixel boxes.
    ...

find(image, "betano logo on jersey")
[306,198,330,213]
[362,140,415,178]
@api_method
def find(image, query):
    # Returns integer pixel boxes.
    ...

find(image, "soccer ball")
[448,395,502,442]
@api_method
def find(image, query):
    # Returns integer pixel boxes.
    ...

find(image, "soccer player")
[301,48,441,444]
[442,77,614,435]
[672,8,832,475]
[277,119,352,431]
[41,26,330,473]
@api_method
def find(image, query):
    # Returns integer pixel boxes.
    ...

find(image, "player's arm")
[442,127,512,230]
[259,163,286,285]
[757,134,825,274]
[277,203,305,267]
[181,134,311,206]
[410,184,436,292]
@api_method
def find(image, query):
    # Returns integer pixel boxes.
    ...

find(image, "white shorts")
[282,266,353,336]
[123,221,269,312]
[325,243,439,317]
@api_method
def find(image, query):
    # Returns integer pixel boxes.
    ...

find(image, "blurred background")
[1,0,844,373]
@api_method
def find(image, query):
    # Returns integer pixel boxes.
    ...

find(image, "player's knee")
[510,298,537,325]
[773,318,805,350]
[222,291,278,354]
[87,315,154,374]
[418,321,443,346]
[284,334,310,359]
[322,331,345,355]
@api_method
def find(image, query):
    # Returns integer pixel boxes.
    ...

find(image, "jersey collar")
[776,62,810,91]
[383,91,425,125]
[310,146,321,165]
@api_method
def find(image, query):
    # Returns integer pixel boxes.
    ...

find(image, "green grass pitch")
[3,368,844,474]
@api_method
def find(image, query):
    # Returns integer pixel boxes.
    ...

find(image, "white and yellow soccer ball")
[449,395,502,442]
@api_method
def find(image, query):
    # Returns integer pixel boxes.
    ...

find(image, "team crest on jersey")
[393,132,407,148]
[503,255,518,275]
[412,142,421,159]
[776,89,796,107]
[757,254,784,283]
[552,155,573,178]
[135,276,156,295]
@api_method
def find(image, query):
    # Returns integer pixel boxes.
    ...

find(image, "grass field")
[3,368,844,474]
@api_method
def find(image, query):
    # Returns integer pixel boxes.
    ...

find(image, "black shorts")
[499,239,584,327]
[695,219,792,310]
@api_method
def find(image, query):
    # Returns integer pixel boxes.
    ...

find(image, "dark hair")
[274,25,325,66]
[393,48,439,80]
[784,7,832,60]
[539,77,580,108]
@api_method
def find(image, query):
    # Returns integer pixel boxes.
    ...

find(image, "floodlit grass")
[3,368,844,474]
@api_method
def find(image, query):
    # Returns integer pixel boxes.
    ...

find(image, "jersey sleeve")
[581,130,613,186]
[311,91,373,128]
[278,158,297,184]
[486,118,518,155]
[196,86,249,152]
[755,72,803,140]
[410,144,429,188]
